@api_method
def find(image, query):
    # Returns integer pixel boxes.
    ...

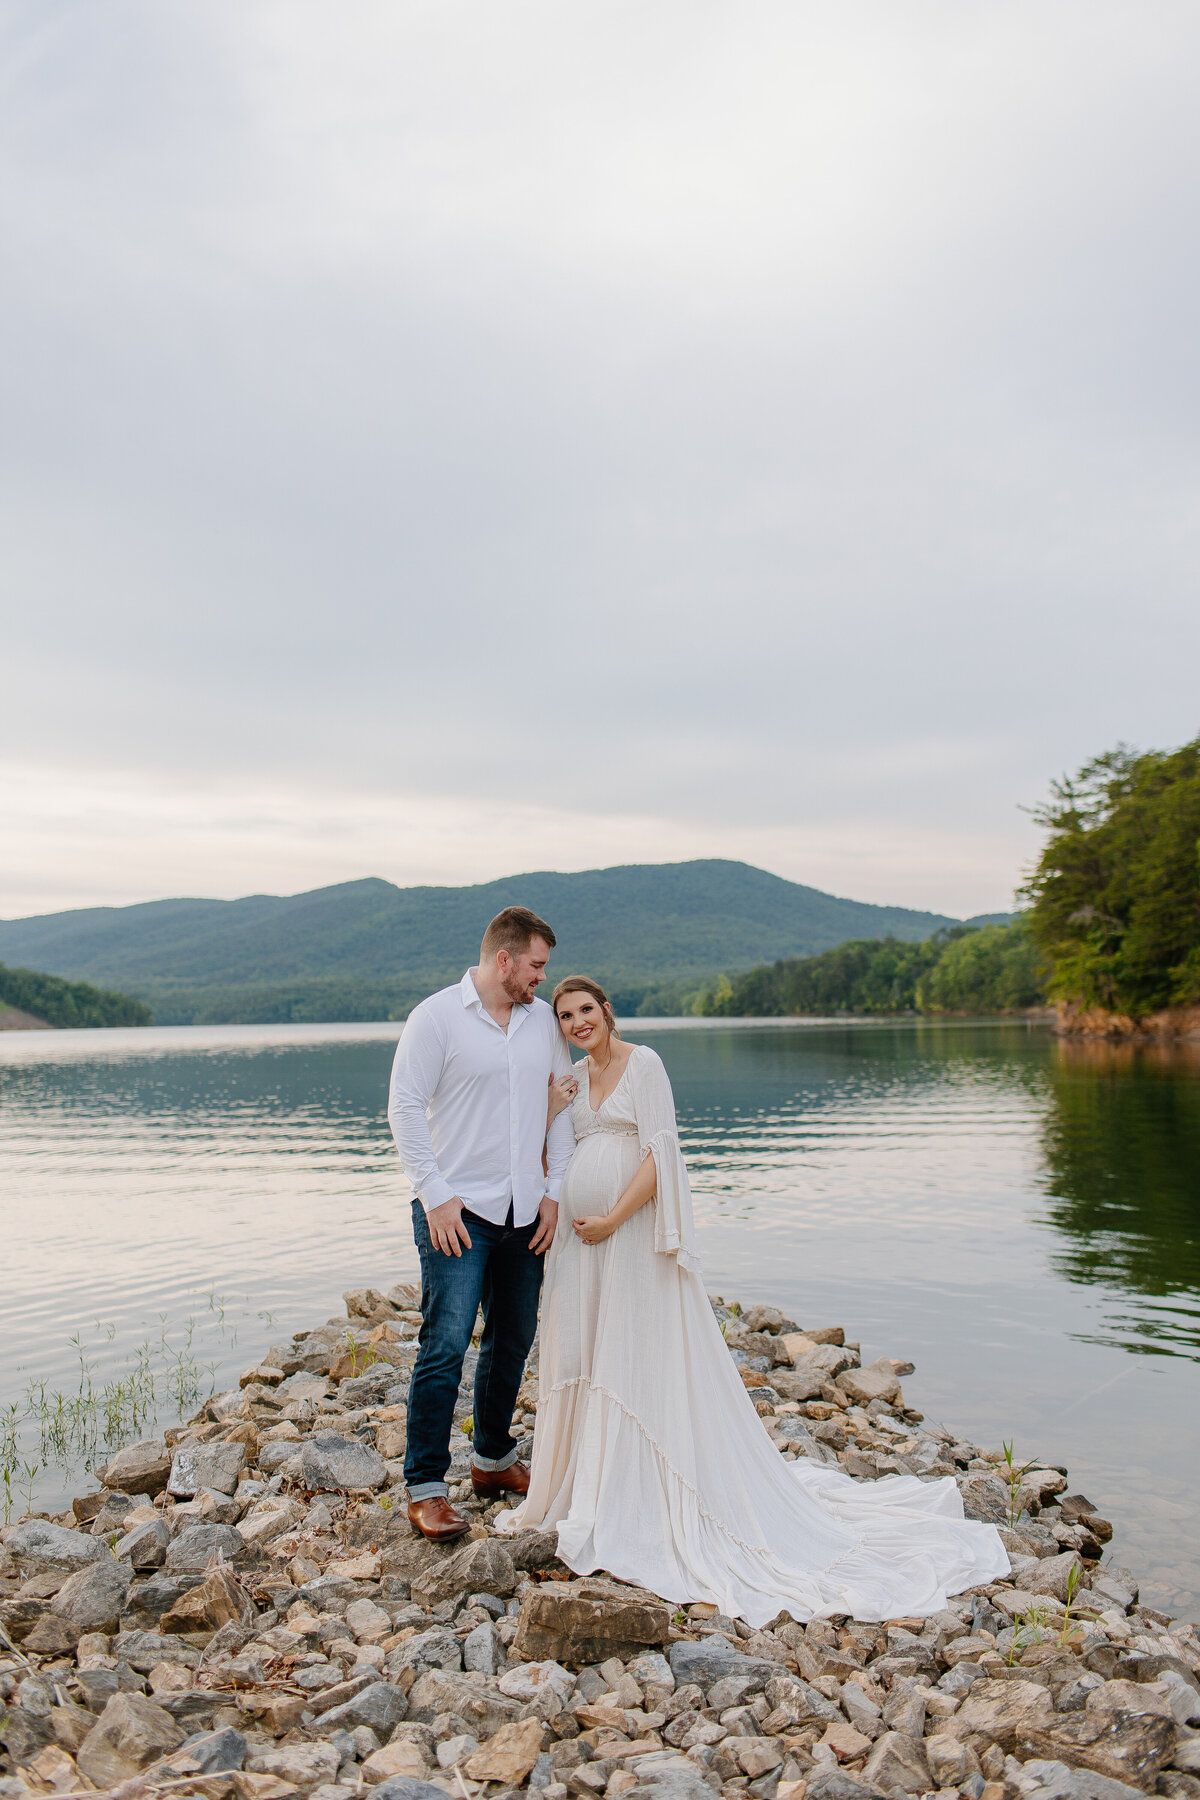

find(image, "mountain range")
[0,860,1008,1024]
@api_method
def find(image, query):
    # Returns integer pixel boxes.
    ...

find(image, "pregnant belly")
[562,1134,643,1218]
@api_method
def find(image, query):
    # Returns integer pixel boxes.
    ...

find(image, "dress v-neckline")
[584,1048,636,1114]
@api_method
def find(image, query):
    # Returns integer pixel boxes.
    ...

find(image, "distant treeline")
[1020,735,1200,1020]
[698,921,1044,1018]
[0,962,152,1028]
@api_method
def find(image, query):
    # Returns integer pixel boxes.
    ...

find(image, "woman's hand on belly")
[572,1213,615,1245]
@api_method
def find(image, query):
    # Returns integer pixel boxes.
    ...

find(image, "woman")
[498,975,1009,1625]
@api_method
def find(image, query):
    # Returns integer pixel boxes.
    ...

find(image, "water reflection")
[1038,1037,1200,1359]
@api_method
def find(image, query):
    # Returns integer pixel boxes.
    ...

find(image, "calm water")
[1,1019,1197,1618]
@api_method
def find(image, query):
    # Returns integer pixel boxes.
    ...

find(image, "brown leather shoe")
[471,1459,531,1500]
[407,1495,470,1541]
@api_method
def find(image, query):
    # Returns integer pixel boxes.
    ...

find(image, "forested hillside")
[0,963,152,1029]
[1021,736,1200,1021]
[0,860,980,1024]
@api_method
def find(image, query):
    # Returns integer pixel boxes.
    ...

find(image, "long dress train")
[497,1043,1008,1625]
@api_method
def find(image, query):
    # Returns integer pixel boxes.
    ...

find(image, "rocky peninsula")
[3,1292,1198,1800]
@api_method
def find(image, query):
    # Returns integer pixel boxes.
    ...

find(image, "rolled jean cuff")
[406,1481,449,1501]
[471,1447,519,1472]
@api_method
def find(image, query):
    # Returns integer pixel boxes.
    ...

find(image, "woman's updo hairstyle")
[551,974,620,1040]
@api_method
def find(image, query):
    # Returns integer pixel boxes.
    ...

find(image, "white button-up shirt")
[387,969,576,1227]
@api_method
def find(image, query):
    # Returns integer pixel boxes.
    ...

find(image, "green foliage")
[0,861,970,1026]
[702,924,1038,1018]
[0,962,151,1028]
[1020,737,1200,1017]
[915,921,1045,1014]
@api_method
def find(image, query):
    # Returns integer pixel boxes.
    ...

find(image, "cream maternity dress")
[498,1043,1008,1624]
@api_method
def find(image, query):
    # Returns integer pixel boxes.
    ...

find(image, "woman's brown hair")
[551,975,621,1040]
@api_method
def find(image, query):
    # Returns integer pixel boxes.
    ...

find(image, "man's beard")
[501,969,534,1003]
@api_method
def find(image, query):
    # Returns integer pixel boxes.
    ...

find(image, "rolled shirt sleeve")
[543,1029,576,1202]
[387,1008,456,1212]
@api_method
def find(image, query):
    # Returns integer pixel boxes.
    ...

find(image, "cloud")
[2,0,1197,919]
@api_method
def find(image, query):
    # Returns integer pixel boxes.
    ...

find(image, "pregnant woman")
[498,975,1009,1624]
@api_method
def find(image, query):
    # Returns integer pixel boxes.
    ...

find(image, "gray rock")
[373,1783,453,1800]
[99,1440,173,1496]
[0,1705,54,1767]
[257,1441,302,1474]
[405,1669,525,1735]
[668,1636,779,1692]
[316,1681,408,1737]
[410,1537,517,1607]
[178,1727,247,1773]
[1089,1569,1139,1612]
[77,1691,186,1788]
[299,1430,388,1491]
[800,1772,886,1800]
[505,1528,563,1571]
[1022,1550,1083,1603]
[164,1521,244,1572]
[956,1470,1010,1524]
[88,1492,141,1537]
[339,1369,396,1407]
[168,1440,247,1498]
[861,1729,928,1794]
[463,1620,500,1674]
[114,1629,202,1673]
[768,1367,827,1403]
[51,1556,134,1633]
[625,1766,723,1800]
[389,1627,461,1674]
[4,1518,105,1575]
[113,1517,170,1569]
[1016,1756,1149,1800]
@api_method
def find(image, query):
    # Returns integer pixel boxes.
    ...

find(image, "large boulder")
[168,1440,247,1498]
[50,1557,134,1633]
[298,1430,387,1491]
[3,1519,105,1576]
[76,1691,185,1788]
[513,1577,670,1666]
[99,1439,172,1496]
[410,1537,516,1607]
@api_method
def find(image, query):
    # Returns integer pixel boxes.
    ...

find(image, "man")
[387,906,575,1541]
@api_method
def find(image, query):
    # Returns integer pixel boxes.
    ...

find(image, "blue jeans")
[404,1199,544,1499]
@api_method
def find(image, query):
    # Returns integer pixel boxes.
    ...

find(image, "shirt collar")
[460,968,531,1034]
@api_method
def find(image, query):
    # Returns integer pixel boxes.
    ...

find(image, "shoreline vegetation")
[0,964,152,1032]
[2,1286,1197,1800]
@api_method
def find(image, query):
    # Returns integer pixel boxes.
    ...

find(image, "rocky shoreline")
[3,1290,1198,1800]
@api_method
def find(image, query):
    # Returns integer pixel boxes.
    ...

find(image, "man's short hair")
[481,905,557,961]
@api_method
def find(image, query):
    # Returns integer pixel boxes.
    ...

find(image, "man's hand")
[427,1197,473,1257]
[529,1195,558,1254]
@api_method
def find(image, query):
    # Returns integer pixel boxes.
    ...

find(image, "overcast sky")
[3,2,1197,921]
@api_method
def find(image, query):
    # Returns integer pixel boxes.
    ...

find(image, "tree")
[1020,737,1200,1017]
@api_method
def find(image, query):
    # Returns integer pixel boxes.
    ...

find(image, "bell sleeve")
[628,1046,703,1273]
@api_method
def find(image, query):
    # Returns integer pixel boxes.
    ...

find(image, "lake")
[1,1017,1197,1619]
